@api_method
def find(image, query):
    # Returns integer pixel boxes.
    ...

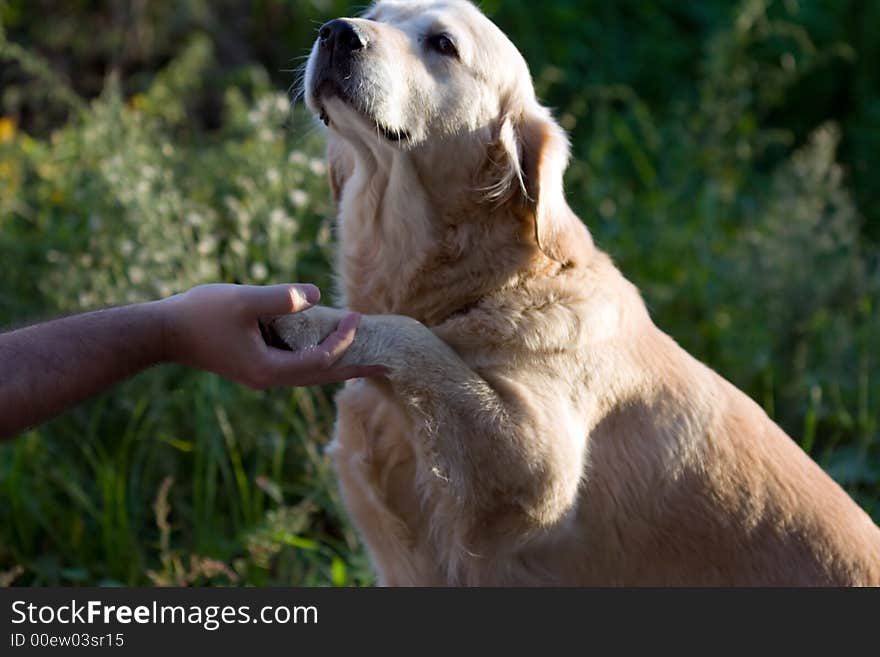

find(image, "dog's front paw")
[261,306,349,352]
[261,308,435,374]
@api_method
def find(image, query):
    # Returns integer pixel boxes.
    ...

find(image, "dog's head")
[304,0,572,256]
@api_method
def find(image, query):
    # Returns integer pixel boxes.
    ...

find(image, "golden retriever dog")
[268,0,880,585]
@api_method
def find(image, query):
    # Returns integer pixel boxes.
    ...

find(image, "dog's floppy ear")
[491,104,572,261]
[327,138,355,205]
[517,106,571,260]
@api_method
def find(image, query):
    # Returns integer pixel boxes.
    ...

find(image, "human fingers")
[262,312,361,378]
[241,283,321,316]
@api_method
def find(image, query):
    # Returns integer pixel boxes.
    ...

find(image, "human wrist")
[150,294,184,365]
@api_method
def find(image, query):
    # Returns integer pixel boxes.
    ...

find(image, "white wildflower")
[270,208,288,226]
[289,190,309,209]
[236,207,252,226]
[250,262,269,281]
[230,239,247,257]
[197,235,217,255]
[237,176,256,194]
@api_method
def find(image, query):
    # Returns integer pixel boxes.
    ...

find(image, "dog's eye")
[426,33,458,58]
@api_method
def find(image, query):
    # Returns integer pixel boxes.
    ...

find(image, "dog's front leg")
[267,306,585,560]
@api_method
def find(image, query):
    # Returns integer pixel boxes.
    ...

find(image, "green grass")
[1,0,878,586]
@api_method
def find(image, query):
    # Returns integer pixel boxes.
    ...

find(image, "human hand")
[157,283,379,389]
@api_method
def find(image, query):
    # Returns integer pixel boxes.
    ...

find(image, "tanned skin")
[0,283,373,440]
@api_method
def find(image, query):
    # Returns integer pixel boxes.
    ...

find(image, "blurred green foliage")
[0,0,878,586]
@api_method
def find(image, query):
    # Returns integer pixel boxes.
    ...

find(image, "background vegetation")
[1,0,878,586]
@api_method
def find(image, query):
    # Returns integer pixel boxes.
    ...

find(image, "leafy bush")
[1,31,370,586]
[0,0,877,586]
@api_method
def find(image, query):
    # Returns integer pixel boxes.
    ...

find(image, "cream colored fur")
[270,0,880,585]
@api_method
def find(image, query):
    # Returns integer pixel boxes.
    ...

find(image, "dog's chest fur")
[327,158,578,583]
[333,151,543,324]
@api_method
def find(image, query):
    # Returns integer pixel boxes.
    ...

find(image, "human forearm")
[0,302,168,439]
[0,283,376,440]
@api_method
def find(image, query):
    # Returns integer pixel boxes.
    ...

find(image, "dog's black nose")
[319,19,367,55]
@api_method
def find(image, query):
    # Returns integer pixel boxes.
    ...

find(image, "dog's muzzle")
[311,19,369,125]
[309,19,409,142]
[314,19,367,88]
[318,19,368,58]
